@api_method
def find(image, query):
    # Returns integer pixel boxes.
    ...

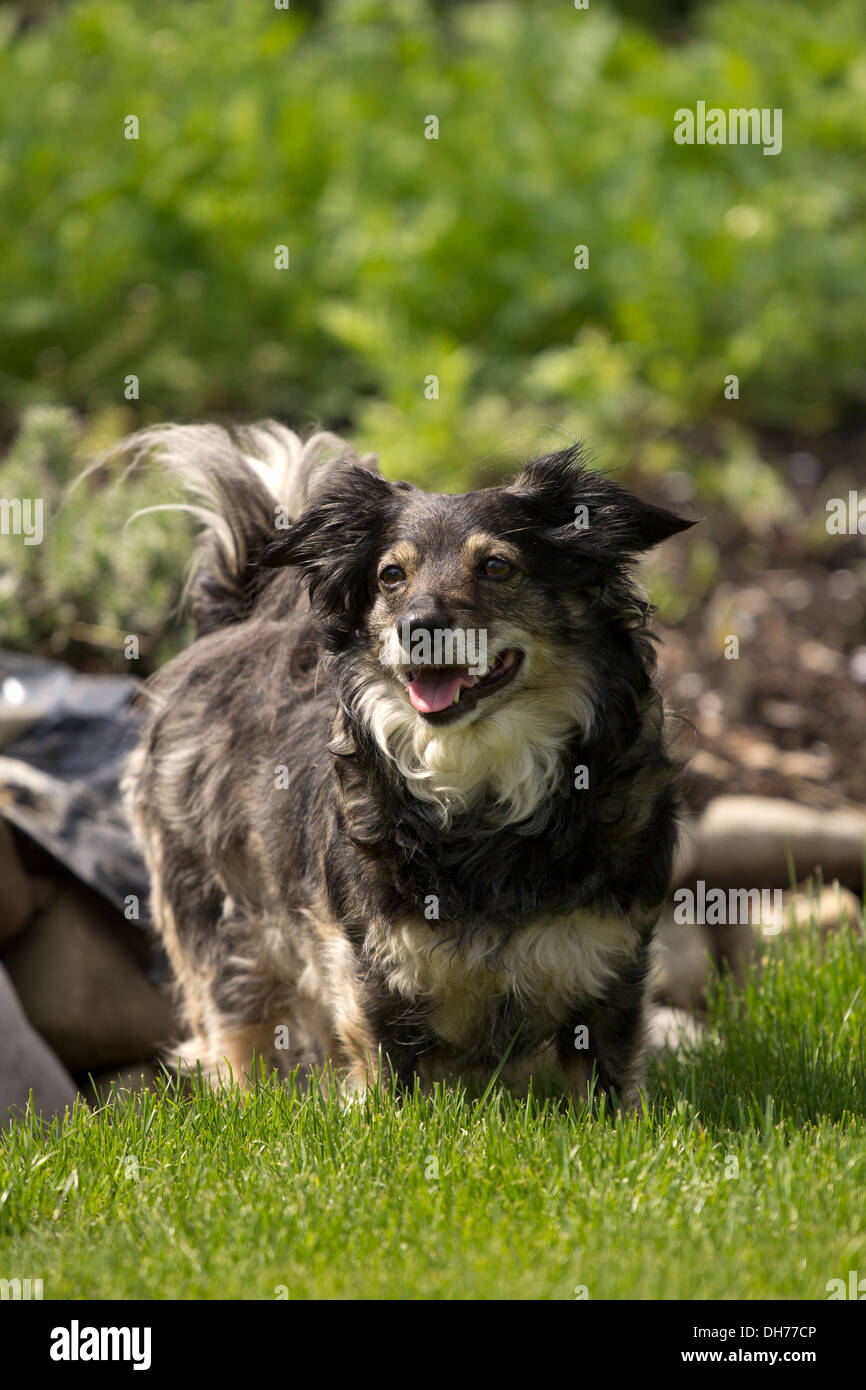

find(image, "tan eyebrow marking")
[461,533,522,570]
[378,540,420,577]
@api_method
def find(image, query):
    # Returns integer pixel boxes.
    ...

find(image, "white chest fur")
[366,909,641,1047]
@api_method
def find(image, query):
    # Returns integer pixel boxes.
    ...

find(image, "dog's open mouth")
[404,649,524,723]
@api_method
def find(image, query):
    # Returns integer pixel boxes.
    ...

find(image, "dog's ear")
[512,447,695,559]
[259,464,400,635]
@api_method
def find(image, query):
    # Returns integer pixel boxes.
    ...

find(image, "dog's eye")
[481,556,514,579]
[379,563,406,589]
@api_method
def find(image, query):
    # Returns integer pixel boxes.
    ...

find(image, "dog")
[123,424,693,1106]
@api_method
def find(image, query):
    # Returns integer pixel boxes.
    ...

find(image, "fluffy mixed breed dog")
[123,425,693,1107]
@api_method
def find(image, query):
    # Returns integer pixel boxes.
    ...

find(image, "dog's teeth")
[452,689,461,705]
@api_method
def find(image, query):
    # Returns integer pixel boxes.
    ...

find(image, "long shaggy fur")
[119,422,378,633]
[122,423,693,1105]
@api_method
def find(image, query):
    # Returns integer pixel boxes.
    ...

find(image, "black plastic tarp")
[0,651,150,928]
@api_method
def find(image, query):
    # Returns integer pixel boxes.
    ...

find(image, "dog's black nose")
[401,600,454,658]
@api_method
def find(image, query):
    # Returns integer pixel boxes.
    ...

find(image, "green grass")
[2,921,864,1300]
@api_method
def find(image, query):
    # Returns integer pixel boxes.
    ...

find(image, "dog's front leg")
[335,974,436,1098]
[337,1003,435,1098]
[557,953,652,1112]
[313,931,413,1097]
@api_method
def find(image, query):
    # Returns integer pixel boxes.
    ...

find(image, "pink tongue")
[407,668,474,714]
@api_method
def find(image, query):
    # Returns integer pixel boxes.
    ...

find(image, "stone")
[700,880,861,989]
[676,796,866,890]
[27,876,57,913]
[651,912,713,1012]
[779,881,862,935]
[646,1005,704,1056]
[2,885,174,1070]
[706,920,760,989]
[0,962,78,1121]
[0,816,32,945]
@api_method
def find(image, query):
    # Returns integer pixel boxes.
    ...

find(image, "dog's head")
[261,445,692,823]
[261,444,692,726]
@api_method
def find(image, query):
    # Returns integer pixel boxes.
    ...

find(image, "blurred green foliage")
[0,0,864,663]
[0,406,194,664]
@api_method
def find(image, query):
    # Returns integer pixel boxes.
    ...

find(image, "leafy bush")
[2,0,863,444]
[0,407,193,667]
[0,0,862,659]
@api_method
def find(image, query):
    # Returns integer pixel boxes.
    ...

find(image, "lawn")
[2,919,864,1301]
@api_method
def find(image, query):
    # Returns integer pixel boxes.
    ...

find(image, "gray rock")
[0,962,78,1121]
[706,919,760,989]
[3,885,174,1070]
[677,796,866,890]
[651,912,713,1012]
[778,881,862,935]
[646,1005,704,1056]
[0,816,32,945]
[28,876,58,914]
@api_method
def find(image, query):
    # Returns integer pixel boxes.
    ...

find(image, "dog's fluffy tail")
[117,422,378,635]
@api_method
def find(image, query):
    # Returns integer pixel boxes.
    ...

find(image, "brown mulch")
[657,562,866,816]
[644,425,866,817]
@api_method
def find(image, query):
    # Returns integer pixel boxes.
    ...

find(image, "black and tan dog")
[124,425,693,1106]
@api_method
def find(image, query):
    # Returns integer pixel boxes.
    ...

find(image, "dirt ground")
[654,430,866,816]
